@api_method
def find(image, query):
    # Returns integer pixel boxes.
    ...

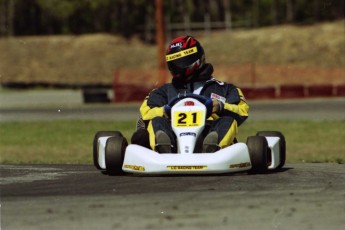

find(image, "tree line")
[0,0,343,39]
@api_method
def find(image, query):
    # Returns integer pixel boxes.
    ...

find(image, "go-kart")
[93,94,286,175]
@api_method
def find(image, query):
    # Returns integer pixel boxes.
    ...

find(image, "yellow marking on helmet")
[166,47,198,62]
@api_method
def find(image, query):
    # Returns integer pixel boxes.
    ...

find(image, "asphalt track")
[1,164,345,230]
[1,92,345,229]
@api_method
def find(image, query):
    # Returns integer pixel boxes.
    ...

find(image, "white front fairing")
[266,136,281,170]
[97,135,283,173]
[97,136,111,170]
[171,98,206,154]
[122,144,251,174]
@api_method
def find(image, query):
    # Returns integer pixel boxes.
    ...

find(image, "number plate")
[173,111,204,127]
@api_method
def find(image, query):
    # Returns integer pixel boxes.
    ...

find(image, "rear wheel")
[105,136,128,175]
[246,136,269,173]
[93,131,123,170]
[256,131,286,169]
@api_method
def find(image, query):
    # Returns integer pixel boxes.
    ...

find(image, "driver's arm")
[139,87,168,121]
[212,87,249,126]
[140,98,165,120]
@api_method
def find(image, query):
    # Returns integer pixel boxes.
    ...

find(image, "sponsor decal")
[166,47,198,62]
[170,42,182,49]
[123,164,145,171]
[167,166,208,170]
[229,162,251,168]
[211,93,226,103]
[184,101,195,106]
[179,132,196,137]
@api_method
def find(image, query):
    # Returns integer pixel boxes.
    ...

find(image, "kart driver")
[131,35,249,153]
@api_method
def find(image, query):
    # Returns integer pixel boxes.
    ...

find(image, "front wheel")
[93,131,123,170]
[246,136,269,174]
[256,131,286,169]
[105,136,128,175]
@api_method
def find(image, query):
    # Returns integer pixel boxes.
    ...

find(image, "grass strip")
[1,120,344,164]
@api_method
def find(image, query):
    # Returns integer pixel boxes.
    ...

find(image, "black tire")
[256,131,286,169]
[246,136,269,173]
[93,131,123,170]
[105,136,128,175]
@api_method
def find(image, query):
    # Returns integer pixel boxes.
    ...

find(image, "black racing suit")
[131,64,249,152]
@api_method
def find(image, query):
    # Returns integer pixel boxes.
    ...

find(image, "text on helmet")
[166,47,198,62]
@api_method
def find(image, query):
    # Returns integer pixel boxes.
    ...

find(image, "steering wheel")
[165,93,213,118]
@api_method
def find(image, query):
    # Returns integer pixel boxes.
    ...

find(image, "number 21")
[177,112,197,124]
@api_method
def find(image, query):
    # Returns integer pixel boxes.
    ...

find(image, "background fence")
[113,64,345,102]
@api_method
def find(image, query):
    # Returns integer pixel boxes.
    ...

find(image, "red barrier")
[308,85,333,97]
[280,85,305,98]
[112,69,169,102]
[335,85,345,97]
[113,84,150,102]
[241,87,276,99]
[112,65,345,102]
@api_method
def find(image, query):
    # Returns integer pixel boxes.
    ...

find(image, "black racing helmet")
[166,36,205,81]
